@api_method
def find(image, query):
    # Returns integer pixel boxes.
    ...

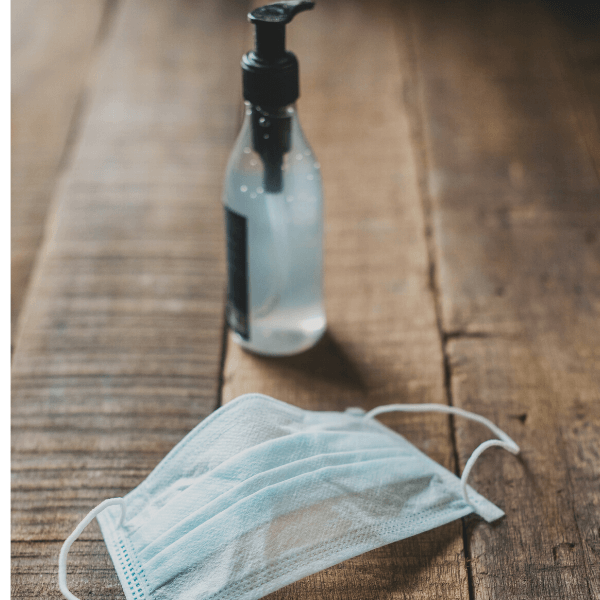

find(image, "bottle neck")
[245,102,297,194]
[243,101,297,120]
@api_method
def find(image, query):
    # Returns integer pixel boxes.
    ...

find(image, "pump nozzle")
[250,0,314,25]
[249,1,314,63]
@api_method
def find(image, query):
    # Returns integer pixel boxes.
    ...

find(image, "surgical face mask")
[59,393,519,600]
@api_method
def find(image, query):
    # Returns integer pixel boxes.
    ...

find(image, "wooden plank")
[11,0,247,597]
[11,0,112,348]
[409,0,600,597]
[223,1,470,598]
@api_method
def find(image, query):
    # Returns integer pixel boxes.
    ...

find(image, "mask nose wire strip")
[59,497,126,600]
[364,404,520,505]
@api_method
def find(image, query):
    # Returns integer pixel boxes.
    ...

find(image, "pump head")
[242,0,315,107]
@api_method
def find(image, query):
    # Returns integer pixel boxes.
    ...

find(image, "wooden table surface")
[11,0,600,598]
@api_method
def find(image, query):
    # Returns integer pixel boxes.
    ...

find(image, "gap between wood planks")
[397,3,478,597]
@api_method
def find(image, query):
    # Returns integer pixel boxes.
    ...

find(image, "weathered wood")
[223,0,470,598]
[13,0,600,598]
[11,0,247,597]
[408,0,600,598]
[11,0,112,348]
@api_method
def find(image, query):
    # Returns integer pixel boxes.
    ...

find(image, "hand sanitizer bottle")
[223,0,326,356]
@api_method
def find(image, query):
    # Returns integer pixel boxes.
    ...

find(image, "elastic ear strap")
[365,404,520,505]
[58,498,126,600]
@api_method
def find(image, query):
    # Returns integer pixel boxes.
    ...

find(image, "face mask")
[59,393,519,600]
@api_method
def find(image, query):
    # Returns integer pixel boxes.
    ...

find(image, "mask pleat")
[144,455,453,597]
[125,410,413,541]
[127,432,412,550]
[123,400,302,523]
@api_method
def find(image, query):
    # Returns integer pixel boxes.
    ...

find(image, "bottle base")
[231,318,326,357]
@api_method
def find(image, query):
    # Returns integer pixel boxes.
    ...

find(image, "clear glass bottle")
[223,101,326,356]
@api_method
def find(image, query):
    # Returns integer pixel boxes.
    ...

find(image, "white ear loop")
[58,497,126,600]
[365,404,520,505]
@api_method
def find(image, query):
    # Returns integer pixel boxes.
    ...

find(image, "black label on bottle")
[225,207,249,340]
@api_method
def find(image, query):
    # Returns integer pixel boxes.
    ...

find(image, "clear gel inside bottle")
[223,102,326,356]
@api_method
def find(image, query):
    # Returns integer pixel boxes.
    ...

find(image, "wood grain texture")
[11,0,112,348]
[408,0,600,597]
[12,0,600,598]
[223,0,470,598]
[11,0,247,597]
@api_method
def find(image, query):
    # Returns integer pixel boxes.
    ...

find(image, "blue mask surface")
[59,393,519,600]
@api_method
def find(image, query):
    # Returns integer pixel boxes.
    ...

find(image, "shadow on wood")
[248,330,368,394]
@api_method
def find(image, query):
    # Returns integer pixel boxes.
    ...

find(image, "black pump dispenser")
[242,1,315,193]
[242,0,314,107]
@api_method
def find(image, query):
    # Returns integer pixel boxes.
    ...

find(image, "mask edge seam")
[98,507,152,600]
